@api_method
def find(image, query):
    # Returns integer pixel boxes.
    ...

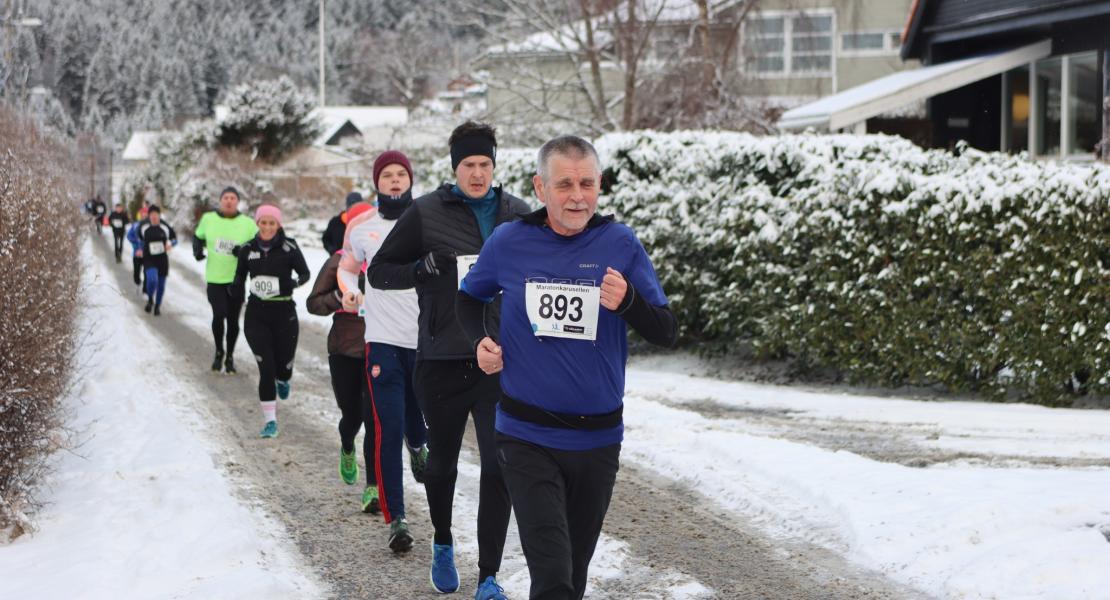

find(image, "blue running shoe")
[276,379,290,400]
[474,576,507,600]
[430,542,460,593]
[260,420,279,438]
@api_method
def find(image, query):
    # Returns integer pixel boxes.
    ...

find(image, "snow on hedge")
[425,131,1110,404]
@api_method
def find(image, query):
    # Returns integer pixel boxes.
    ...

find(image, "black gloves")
[192,237,205,261]
[413,250,455,283]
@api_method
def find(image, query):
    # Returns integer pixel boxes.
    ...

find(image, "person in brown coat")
[306,201,380,513]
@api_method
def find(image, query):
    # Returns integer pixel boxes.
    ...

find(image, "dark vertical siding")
[927,0,1100,30]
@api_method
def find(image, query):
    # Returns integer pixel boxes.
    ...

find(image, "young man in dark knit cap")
[367,122,530,600]
[337,150,430,553]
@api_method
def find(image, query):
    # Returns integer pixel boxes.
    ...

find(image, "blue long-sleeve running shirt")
[460,215,668,450]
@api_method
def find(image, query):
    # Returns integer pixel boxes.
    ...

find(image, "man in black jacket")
[322,191,363,254]
[108,202,130,262]
[367,121,529,599]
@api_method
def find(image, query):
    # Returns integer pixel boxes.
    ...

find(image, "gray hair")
[536,135,601,182]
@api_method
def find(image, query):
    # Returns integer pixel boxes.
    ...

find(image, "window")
[791,14,832,73]
[1007,65,1030,153]
[747,16,785,74]
[746,12,833,77]
[1003,51,1106,159]
[839,30,903,54]
[1034,57,1063,156]
[1068,51,1100,156]
[842,33,884,51]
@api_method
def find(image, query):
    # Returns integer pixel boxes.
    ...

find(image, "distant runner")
[126,220,144,291]
[193,187,258,374]
[108,203,130,263]
[322,192,363,255]
[128,205,178,316]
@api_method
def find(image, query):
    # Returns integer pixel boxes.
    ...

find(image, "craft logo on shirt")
[579,263,599,269]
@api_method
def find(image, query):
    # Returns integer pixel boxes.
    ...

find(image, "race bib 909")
[525,282,600,341]
[250,275,280,298]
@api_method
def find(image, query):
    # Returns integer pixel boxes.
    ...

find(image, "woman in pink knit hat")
[232,204,311,438]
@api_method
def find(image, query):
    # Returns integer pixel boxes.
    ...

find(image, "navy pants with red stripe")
[366,342,426,523]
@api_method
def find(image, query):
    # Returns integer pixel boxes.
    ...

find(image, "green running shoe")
[389,518,413,553]
[339,448,359,485]
[276,379,290,400]
[408,444,428,484]
[360,485,381,514]
[260,420,279,438]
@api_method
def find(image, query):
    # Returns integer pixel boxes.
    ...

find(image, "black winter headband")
[220,186,241,200]
[450,135,497,171]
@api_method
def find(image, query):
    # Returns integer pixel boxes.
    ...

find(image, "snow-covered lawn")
[0,242,322,599]
[623,357,1110,600]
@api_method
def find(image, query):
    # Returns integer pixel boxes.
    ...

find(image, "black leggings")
[112,228,125,256]
[132,256,143,286]
[207,283,245,355]
[243,300,299,402]
[329,353,375,484]
[414,358,510,580]
[498,434,620,600]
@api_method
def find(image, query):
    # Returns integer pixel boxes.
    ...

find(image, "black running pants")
[414,358,510,579]
[329,353,376,484]
[497,434,621,600]
[132,255,143,286]
[207,283,245,355]
[112,228,125,256]
[243,300,298,402]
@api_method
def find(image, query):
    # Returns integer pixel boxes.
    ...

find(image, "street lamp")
[1,12,43,92]
[318,0,325,107]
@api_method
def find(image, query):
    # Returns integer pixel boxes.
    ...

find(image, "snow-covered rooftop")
[312,106,409,146]
[779,39,1051,131]
[487,0,743,56]
[213,104,409,147]
[121,131,166,162]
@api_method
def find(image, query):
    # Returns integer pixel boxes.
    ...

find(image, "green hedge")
[421,132,1110,404]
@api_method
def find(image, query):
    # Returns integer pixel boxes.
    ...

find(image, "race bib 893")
[524,282,600,341]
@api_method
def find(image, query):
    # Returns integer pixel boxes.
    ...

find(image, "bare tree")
[462,0,774,141]
[457,0,687,140]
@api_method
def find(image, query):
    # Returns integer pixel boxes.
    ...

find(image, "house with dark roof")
[780,0,1109,159]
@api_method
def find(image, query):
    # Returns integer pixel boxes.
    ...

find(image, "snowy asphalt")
[93,238,927,599]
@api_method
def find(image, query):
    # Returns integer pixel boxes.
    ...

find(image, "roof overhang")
[778,39,1051,132]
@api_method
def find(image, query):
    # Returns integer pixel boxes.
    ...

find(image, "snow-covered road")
[2,225,1108,600]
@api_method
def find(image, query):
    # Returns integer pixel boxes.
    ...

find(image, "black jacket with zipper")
[232,229,311,305]
[366,183,531,360]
